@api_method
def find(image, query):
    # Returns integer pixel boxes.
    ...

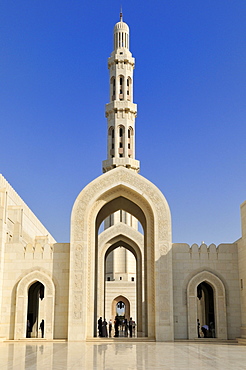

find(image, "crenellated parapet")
[172,242,237,260]
[5,240,69,260]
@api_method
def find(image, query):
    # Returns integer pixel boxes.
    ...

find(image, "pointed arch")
[110,76,116,101]
[187,270,227,339]
[98,223,144,332]
[14,270,55,339]
[112,295,131,319]
[69,166,172,341]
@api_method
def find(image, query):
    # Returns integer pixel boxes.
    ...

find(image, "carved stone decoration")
[69,166,173,341]
[187,270,227,340]
[14,270,55,340]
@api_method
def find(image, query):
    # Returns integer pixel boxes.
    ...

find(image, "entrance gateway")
[68,171,173,340]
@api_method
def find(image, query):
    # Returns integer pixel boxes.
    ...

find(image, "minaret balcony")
[108,54,135,68]
[105,101,137,116]
[102,157,140,173]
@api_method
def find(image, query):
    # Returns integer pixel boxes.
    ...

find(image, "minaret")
[102,13,140,173]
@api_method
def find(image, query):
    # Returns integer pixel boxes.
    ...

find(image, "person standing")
[102,319,108,337]
[109,319,113,337]
[98,317,103,337]
[26,319,31,338]
[39,320,44,338]
[197,319,201,338]
[129,317,134,338]
[114,316,119,337]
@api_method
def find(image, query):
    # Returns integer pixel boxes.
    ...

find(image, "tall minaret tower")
[102,12,140,173]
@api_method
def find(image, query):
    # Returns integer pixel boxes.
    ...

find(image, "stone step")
[86,337,155,342]
[236,338,246,345]
[175,339,238,344]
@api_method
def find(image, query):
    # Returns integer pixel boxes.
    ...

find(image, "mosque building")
[0,14,246,342]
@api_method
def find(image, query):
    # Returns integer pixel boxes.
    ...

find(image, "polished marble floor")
[0,341,245,370]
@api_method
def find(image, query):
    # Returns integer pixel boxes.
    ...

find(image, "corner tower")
[102,13,140,173]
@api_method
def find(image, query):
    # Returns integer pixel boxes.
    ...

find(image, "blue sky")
[1,1,245,245]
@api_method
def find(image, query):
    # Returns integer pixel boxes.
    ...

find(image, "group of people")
[197,319,215,338]
[26,319,44,338]
[98,316,136,338]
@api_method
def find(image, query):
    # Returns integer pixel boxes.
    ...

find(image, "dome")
[114,20,129,33]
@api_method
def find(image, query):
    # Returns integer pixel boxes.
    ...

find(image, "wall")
[1,241,69,339]
[172,242,241,339]
[0,174,69,340]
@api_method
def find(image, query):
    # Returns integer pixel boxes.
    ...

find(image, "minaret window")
[119,76,124,100]
[111,77,116,101]
[119,142,123,148]
[128,127,133,158]
[127,77,132,101]
[119,127,123,137]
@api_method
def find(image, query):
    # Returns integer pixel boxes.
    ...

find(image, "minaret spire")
[120,7,123,21]
[102,16,140,173]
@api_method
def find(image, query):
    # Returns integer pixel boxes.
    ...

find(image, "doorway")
[26,281,45,338]
[197,281,215,337]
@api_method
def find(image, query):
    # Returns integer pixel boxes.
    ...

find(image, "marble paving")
[0,341,246,370]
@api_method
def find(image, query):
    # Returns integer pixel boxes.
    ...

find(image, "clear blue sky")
[1,1,245,245]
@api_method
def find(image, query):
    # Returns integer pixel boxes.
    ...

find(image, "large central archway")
[68,167,173,341]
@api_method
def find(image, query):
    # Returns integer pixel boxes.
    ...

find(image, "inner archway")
[197,282,215,338]
[26,281,45,338]
[94,196,147,338]
[113,295,130,319]
[104,243,137,331]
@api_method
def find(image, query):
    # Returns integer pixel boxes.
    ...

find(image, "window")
[131,277,134,282]
[119,128,123,137]
[107,277,110,281]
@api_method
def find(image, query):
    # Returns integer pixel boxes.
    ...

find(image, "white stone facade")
[0,16,245,342]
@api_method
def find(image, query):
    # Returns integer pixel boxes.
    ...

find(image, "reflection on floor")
[0,341,246,370]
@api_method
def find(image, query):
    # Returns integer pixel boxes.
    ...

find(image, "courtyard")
[0,340,245,369]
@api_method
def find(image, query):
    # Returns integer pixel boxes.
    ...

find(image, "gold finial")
[120,6,123,21]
